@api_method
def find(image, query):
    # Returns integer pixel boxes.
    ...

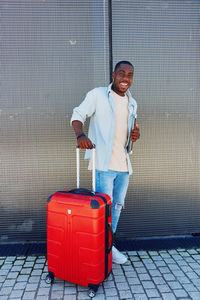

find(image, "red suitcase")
[46,147,113,298]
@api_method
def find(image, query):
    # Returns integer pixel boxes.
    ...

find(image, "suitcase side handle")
[108,223,114,254]
[76,145,96,193]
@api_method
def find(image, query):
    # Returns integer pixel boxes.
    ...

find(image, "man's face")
[112,63,134,96]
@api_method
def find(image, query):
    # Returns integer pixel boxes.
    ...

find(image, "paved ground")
[1,248,200,299]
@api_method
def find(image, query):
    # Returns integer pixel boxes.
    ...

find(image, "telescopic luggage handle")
[76,145,96,193]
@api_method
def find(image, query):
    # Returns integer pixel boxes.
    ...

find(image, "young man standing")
[71,61,140,264]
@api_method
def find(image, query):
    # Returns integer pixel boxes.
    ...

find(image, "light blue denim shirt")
[70,83,137,175]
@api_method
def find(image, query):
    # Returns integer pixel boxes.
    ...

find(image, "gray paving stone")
[34,263,44,269]
[180,251,190,257]
[0,286,13,295]
[126,276,140,285]
[151,256,163,261]
[188,249,198,254]
[17,275,30,282]
[103,280,115,288]
[51,289,64,299]
[0,296,9,300]
[167,281,182,289]
[113,275,127,283]
[187,272,199,279]
[148,269,162,277]
[138,273,151,281]
[14,260,25,266]
[154,260,166,268]
[124,270,137,277]
[168,263,181,271]
[90,294,105,300]
[1,264,13,271]
[25,282,39,291]
[115,281,129,291]
[104,287,118,297]
[5,257,16,262]
[52,282,64,291]
[163,258,175,264]
[112,268,124,276]
[129,256,140,262]
[28,276,40,283]
[173,289,188,297]
[2,279,16,287]
[24,261,35,267]
[31,269,43,276]
[9,289,24,298]
[168,250,178,255]
[141,258,153,265]
[13,281,27,289]
[77,290,90,299]
[159,266,170,274]
[134,262,145,268]
[163,273,176,281]
[135,267,147,274]
[133,294,148,300]
[161,293,176,300]
[152,277,166,285]
[190,291,200,300]
[64,295,76,300]
[130,284,145,294]
[141,281,155,289]
[22,291,36,299]
[145,288,160,298]
[26,256,36,261]
[37,287,51,295]
[21,268,32,275]
[183,283,198,292]
[11,265,22,272]
[157,284,171,293]
[176,259,188,266]
[177,276,190,284]
[35,296,49,300]
[118,289,132,299]
[64,286,77,294]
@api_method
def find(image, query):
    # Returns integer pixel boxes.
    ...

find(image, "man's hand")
[77,135,93,149]
[72,120,93,149]
[130,124,140,142]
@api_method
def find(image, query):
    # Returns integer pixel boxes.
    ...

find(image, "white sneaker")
[112,246,127,264]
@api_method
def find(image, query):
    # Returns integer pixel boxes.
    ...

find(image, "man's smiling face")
[112,63,134,96]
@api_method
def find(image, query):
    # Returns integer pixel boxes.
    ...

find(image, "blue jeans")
[95,170,129,233]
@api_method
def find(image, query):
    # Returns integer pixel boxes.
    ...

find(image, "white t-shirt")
[108,91,129,172]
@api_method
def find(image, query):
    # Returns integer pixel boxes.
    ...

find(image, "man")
[71,61,140,264]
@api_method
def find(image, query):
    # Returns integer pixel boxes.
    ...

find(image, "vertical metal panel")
[0,0,109,242]
[112,1,200,237]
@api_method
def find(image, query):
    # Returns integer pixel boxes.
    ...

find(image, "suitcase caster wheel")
[88,289,96,298]
[45,272,54,284]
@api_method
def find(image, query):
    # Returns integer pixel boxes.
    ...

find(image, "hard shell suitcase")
[46,147,113,298]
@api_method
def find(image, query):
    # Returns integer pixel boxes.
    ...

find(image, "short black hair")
[114,61,134,72]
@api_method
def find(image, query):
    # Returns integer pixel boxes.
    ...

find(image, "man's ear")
[112,71,115,81]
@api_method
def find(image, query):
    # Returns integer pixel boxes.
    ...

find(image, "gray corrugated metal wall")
[0,0,199,242]
[113,0,200,237]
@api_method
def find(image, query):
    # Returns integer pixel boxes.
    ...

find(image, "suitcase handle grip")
[68,188,94,196]
[76,146,96,193]
[108,223,114,254]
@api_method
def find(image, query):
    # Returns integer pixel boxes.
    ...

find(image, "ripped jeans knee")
[112,203,124,233]
[114,203,123,214]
